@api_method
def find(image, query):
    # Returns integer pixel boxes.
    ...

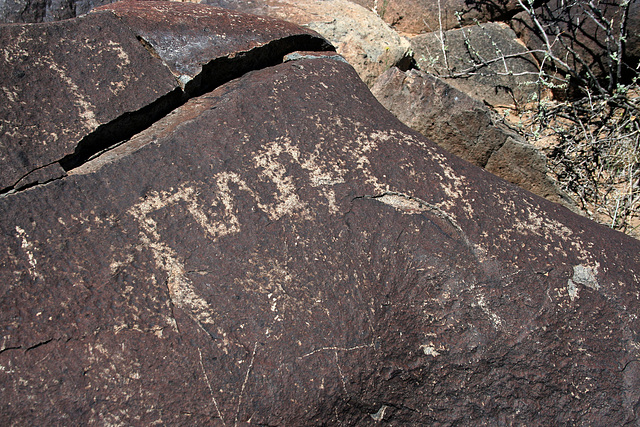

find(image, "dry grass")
[496,88,640,239]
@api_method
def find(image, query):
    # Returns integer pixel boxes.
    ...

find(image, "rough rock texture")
[512,0,640,89]
[2,2,640,425]
[0,0,112,23]
[371,67,569,205]
[204,0,412,86]
[96,0,331,84]
[0,10,178,192]
[411,22,541,107]
[0,0,410,87]
[0,0,331,193]
[350,0,529,34]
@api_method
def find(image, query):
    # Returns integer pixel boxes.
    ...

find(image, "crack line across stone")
[0,27,334,197]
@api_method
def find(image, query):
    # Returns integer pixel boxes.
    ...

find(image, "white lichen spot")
[419,343,441,357]
[567,263,600,300]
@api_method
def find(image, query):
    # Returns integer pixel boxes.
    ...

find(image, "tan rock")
[411,22,541,107]
[204,0,412,85]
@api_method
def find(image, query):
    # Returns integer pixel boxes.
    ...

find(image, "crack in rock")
[354,191,472,246]
[1,27,333,197]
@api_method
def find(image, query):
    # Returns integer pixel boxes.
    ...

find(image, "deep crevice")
[25,338,53,352]
[58,87,185,171]
[0,160,61,196]
[2,33,334,196]
[0,345,21,355]
[59,33,333,173]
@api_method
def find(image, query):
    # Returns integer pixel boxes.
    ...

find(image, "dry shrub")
[426,0,640,237]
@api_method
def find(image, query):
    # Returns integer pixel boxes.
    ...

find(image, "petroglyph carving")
[127,182,232,328]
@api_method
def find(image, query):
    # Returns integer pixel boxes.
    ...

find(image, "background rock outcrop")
[410,22,541,107]
[511,0,640,92]
[350,0,528,34]
[203,0,412,85]
[371,67,569,204]
[1,2,640,425]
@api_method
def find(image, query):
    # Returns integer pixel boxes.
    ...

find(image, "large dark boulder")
[1,2,640,425]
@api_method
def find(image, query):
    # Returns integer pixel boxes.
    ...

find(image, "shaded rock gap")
[58,86,185,172]
[25,338,53,352]
[0,159,64,196]
[0,345,22,355]
[60,33,333,172]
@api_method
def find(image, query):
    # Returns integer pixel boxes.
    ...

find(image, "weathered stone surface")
[96,0,331,86]
[0,1,331,193]
[0,0,111,23]
[204,0,411,86]
[411,22,541,107]
[371,67,570,206]
[350,0,529,34]
[2,36,640,427]
[2,3,640,425]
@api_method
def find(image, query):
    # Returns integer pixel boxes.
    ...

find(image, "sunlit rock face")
[1,1,639,425]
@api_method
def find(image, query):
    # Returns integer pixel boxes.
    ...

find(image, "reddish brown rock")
[350,0,530,34]
[1,3,640,426]
[0,10,178,192]
[0,0,110,23]
[96,0,331,86]
[371,67,570,206]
